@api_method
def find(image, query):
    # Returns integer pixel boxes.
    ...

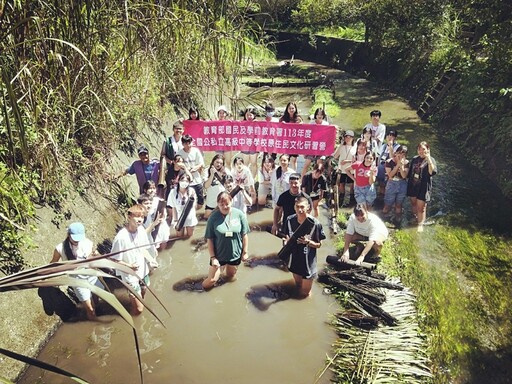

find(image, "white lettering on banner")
[183,120,336,155]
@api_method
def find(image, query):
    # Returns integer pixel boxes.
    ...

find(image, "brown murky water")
[19,59,512,383]
[20,207,338,384]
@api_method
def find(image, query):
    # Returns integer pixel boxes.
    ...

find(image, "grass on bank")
[327,208,512,383]
[380,225,512,382]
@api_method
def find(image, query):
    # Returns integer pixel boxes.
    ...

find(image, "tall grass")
[0,0,266,273]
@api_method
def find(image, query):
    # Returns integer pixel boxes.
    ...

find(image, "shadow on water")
[245,279,299,311]
[19,58,512,384]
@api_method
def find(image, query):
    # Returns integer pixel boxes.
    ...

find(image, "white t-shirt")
[346,212,389,241]
[111,226,151,285]
[364,123,386,146]
[167,187,198,227]
[177,147,205,185]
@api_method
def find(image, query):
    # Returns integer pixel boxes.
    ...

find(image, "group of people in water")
[50,105,437,320]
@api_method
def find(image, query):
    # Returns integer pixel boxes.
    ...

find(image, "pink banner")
[183,120,336,156]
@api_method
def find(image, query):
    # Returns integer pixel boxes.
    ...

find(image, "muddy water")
[20,208,338,384]
[19,60,512,383]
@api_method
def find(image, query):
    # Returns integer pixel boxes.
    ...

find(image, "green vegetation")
[379,227,512,382]
[0,0,267,273]
[261,0,512,198]
[311,87,341,120]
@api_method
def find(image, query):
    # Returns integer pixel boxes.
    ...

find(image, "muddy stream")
[19,60,512,383]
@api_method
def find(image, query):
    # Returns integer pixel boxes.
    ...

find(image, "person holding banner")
[240,107,260,179]
[215,105,234,166]
[279,102,303,170]
[202,191,249,290]
[302,107,329,177]
[167,173,198,238]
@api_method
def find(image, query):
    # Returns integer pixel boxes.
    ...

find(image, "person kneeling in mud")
[340,204,388,264]
[50,222,106,321]
[110,204,154,315]
[282,196,325,298]
[202,192,250,290]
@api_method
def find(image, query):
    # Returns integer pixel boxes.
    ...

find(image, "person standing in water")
[202,192,250,290]
[282,196,325,298]
[406,141,437,232]
[110,204,153,316]
[50,222,105,321]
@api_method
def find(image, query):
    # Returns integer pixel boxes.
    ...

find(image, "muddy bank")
[0,130,169,382]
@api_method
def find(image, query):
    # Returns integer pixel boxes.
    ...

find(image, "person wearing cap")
[110,204,154,315]
[332,129,356,207]
[340,204,388,265]
[272,172,312,236]
[119,144,161,194]
[50,222,105,321]
[363,110,386,153]
[376,130,401,195]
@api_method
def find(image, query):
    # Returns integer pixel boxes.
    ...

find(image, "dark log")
[151,198,167,240]
[324,269,404,291]
[351,293,397,326]
[326,255,376,271]
[336,311,379,330]
[176,196,195,232]
[277,217,316,262]
[351,272,403,291]
[318,272,385,305]
[230,185,243,198]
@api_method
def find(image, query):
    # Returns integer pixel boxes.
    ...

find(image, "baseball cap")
[137,145,149,155]
[344,130,355,137]
[289,172,301,181]
[68,222,85,242]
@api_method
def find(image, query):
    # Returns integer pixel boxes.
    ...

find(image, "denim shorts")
[384,179,407,206]
[354,184,376,206]
[73,277,104,302]
[376,163,387,183]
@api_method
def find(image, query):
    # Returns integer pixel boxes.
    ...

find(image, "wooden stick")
[326,255,376,271]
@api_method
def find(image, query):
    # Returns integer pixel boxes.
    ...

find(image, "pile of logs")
[319,255,404,329]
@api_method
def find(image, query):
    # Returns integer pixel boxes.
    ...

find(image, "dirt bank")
[0,132,167,382]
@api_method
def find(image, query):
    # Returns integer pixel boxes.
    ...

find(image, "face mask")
[266,112,274,118]
[179,181,189,189]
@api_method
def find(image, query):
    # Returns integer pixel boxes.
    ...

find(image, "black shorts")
[190,184,205,205]
[211,257,242,266]
[339,173,354,184]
